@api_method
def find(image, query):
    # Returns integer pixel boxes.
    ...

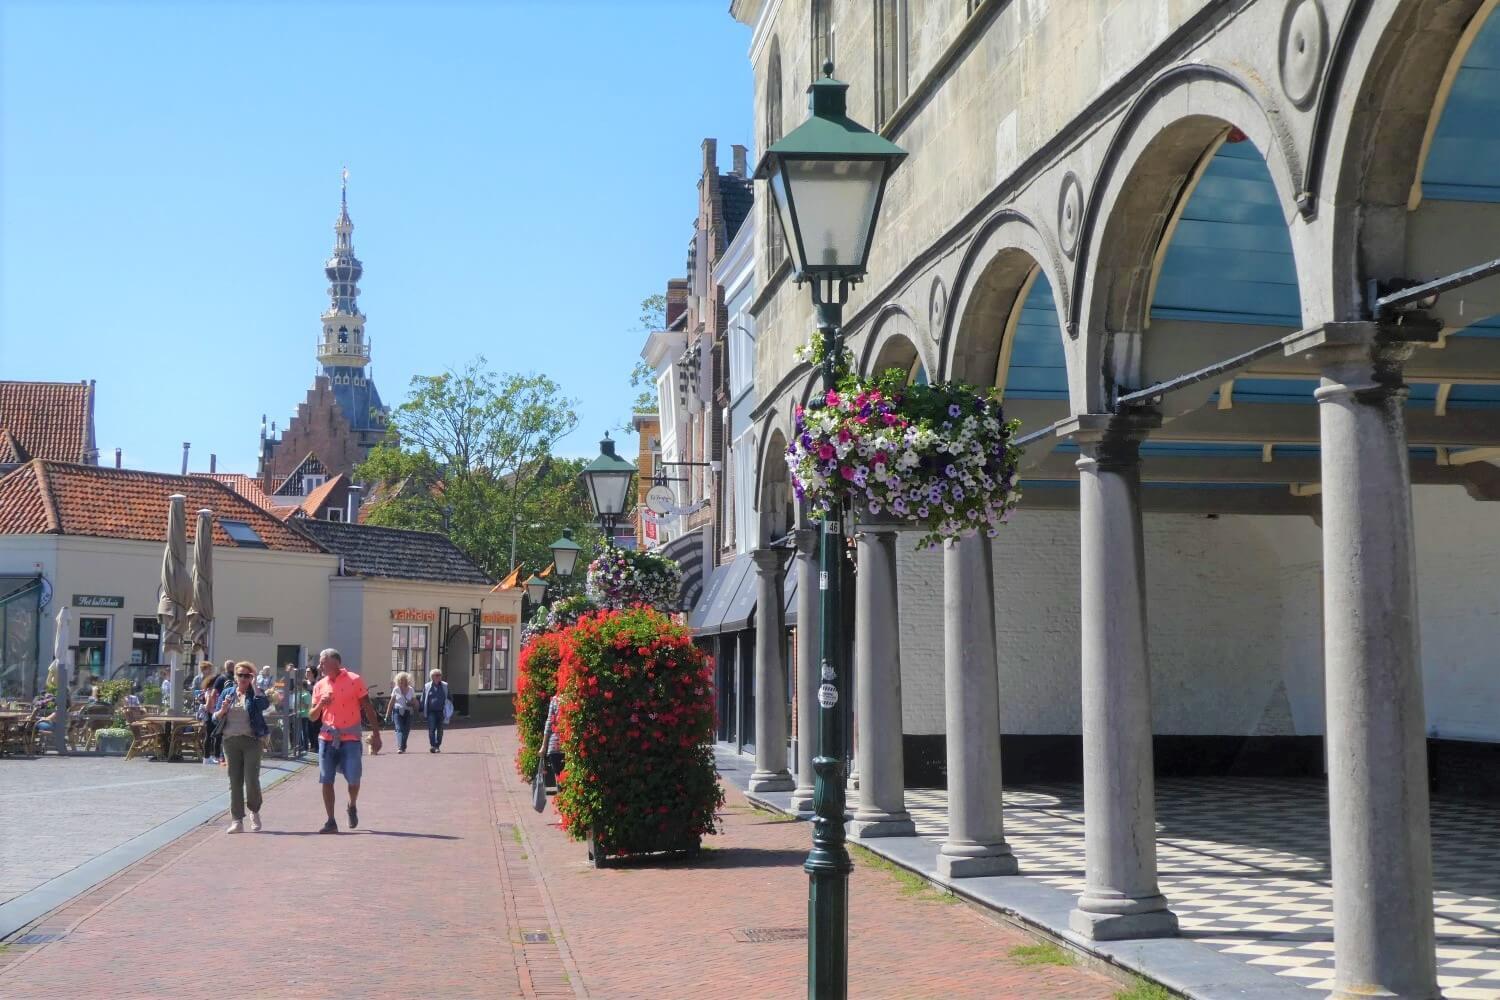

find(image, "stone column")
[748,547,795,793]
[849,527,916,838]
[1065,412,1177,941]
[790,528,820,813]
[1310,326,1438,999]
[938,532,1017,877]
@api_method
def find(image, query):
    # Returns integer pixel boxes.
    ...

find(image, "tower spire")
[318,169,368,370]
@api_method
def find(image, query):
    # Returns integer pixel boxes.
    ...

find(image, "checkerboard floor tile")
[904,778,1500,997]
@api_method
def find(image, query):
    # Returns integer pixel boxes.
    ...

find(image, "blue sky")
[0,1,752,473]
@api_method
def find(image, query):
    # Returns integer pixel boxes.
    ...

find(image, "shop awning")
[783,557,798,627]
[661,527,707,612]
[719,563,760,633]
[689,552,754,636]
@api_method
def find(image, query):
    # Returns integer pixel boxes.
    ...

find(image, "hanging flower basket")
[521,593,600,646]
[585,548,683,611]
[789,365,1023,548]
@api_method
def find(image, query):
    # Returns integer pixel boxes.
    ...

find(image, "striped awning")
[661,526,706,613]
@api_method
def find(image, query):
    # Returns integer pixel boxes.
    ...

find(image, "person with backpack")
[423,669,451,753]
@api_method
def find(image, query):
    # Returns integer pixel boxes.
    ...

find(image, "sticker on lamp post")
[818,682,839,709]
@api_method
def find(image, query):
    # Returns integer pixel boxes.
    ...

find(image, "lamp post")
[548,528,583,578]
[579,433,638,547]
[755,61,906,1000]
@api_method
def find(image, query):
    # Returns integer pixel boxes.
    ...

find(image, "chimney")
[731,144,747,177]
[209,453,217,474]
[346,484,363,523]
[180,443,191,476]
[701,137,717,174]
[114,448,122,469]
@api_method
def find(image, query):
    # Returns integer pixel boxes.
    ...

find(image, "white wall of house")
[716,200,759,555]
[0,534,336,683]
[893,484,1500,742]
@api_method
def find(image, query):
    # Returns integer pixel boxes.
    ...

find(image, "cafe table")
[152,715,202,761]
[0,711,29,755]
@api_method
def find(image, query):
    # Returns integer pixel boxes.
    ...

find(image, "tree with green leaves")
[623,293,668,430]
[357,358,601,579]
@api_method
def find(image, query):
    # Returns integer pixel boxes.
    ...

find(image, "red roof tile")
[294,472,345,518]
[193,472,293,517]
[0,461,324,552]
[0,381,94,465]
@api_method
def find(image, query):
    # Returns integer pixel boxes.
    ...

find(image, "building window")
[479,626,511,692]
[237,617,273,635]
[391,624,429,687]
[78,615,111,677]
[764,39,786,273]
[131,617,161,665]
[303,474,326,493]
[811,0,833,79]
[874,0,908,127]
[326,507,343,522]
[222,519,266,548]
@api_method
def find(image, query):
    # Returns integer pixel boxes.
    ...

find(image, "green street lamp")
[755,61,906,1000]
[524,574,549,607]
[548,527,583,578]
[580,433,637,545]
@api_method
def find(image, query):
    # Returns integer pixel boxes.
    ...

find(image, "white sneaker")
[249,812,262,832]
[226,820,243,834]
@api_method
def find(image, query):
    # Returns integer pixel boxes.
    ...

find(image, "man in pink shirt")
[309,648,382,834]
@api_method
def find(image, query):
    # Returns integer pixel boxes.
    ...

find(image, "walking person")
[215,661,270,833]
[542,694,564,790]
[309,648,381,834]
[295,679,314,754]
[386,672,418,753]
[423,669,451,753]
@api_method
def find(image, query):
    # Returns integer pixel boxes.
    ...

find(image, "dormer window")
[303,474,327,493]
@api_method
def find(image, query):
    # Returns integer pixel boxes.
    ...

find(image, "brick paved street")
[0,725,1122,999]
[0,753,299,906]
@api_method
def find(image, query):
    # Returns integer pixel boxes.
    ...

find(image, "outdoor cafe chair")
[168,722,202,762]
[125,720,164,761]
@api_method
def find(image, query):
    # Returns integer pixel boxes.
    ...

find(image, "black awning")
[719,562,761,633]
[689,553,754,636]
[661,527,706,612]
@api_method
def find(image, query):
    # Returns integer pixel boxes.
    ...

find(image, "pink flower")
[840,466,856,481]
[825,390,841,406]
[817,444,835,460]
[837,429,852,444]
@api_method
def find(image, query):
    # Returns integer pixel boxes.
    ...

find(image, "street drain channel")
[14,933,66,945]
[523,931,552,943]
[732,927,806,943]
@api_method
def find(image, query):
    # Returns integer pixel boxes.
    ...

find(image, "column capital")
[750,546,791,576]
[1059,410,1161,471]
[1286,321,1437,402]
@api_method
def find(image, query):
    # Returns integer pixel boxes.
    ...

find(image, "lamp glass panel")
[767,167,804,274]
[781,158,884,270]
[588,469,634,517]
[550,544,580,577]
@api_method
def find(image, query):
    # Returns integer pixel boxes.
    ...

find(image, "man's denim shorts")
[318,738,363,785]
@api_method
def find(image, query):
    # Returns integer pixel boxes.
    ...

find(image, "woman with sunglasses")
[214,660,271,833]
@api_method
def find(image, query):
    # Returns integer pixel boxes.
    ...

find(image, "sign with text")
[389,608,437,622]
[482,612,519,625]
[73,594,124,609]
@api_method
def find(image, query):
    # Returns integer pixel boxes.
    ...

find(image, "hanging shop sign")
[73,594,124,609]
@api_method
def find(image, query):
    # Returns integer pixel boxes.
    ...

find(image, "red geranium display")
[552,606,723,862]
[514,631,564,780]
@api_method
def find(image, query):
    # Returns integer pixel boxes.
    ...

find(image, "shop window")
[392,624,429,687]
[78,615,111,677]
[479,626,511,692]
[131,617,161,665]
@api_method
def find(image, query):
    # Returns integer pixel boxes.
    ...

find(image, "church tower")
[258,172,390,498]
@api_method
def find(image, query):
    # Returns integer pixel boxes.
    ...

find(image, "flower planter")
[96,731,131,755]
[789,366,1023,547]
[552,607,724,862]
[587,825,701,868]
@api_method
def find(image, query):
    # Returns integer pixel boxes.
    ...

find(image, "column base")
[1068,904,1178,942]
[747,770,795,793]
[937,845,1019,878]
[788,785,816,813]
[847,811,917,839]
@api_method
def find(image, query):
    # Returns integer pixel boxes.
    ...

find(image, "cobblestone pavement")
[0,753,299,905]
[0,726,1120,999]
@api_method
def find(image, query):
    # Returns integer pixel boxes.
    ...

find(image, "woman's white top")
[390,686,418,714]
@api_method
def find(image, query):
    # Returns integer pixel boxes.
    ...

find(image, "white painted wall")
[894,485,1500,742]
